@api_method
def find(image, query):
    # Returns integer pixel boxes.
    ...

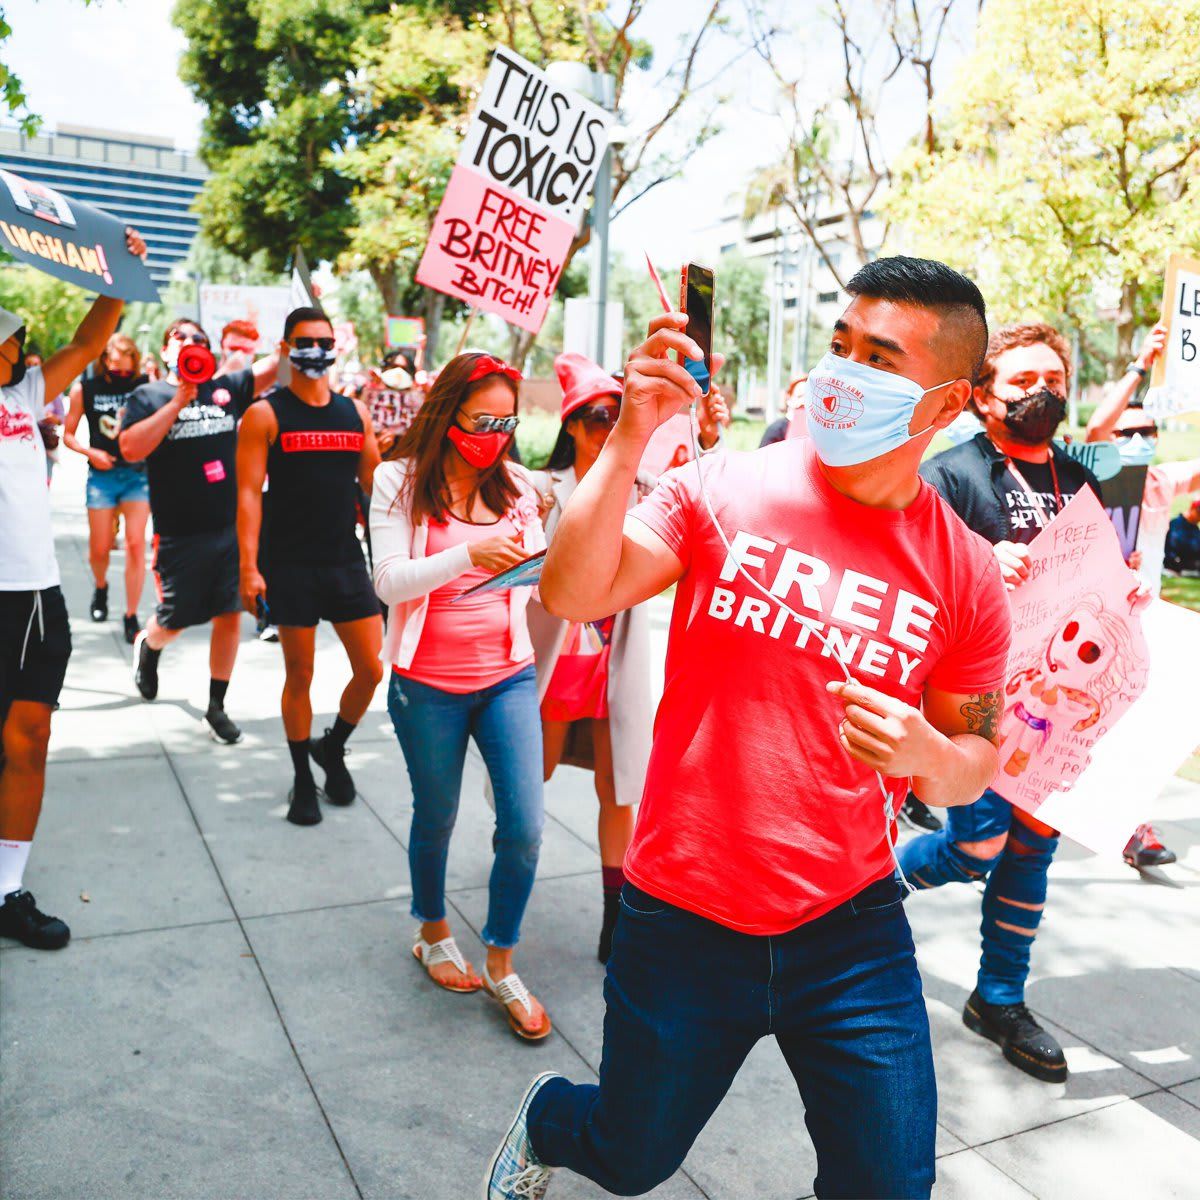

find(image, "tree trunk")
[422,290,445,370]
[508,325,537,372]
[1116,278,1139,368]
[367,263,400,317]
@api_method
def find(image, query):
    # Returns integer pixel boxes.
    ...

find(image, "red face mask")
[447,425,510,469]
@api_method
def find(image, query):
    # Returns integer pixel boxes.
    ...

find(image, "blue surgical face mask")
[1116,432,1157,466]
[804,351,956,467]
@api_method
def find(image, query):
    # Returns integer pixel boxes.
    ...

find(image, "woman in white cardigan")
[529,352,728,962]
[370,352,550,1041]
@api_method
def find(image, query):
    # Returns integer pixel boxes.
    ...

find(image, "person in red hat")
[529,353,728,962]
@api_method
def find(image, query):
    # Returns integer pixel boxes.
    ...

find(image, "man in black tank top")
[237,308,384,826]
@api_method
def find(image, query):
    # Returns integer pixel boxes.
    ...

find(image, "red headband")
[467,353,523,384]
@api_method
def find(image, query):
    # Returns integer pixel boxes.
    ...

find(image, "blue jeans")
[387,665,543,949]
[85,463,149,509]
[529,878,936,1198]
[898,788,1059,1005]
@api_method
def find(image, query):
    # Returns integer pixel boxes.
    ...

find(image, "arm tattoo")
[959,689,1002,742]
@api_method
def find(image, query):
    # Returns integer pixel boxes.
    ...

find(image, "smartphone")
[679,262,714,396]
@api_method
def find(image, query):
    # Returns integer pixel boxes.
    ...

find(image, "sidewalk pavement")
[2,453,1199,1200]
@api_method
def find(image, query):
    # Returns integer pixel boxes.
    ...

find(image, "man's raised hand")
[619,313,707,445]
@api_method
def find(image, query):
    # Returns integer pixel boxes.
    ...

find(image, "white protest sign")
[1146,253,1200,418]
[416,47,612,333]
[199,284,292,352]
[992,487,1200,856]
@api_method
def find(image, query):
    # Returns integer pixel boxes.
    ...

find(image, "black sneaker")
[123,613,140,645]
[310,730,355,805]
[963,989,1068,1083]
[286,781,323,826]
[900,794,943,833]
[204,704,243,745]
[89,584,108,622]
[132,631,159,701]
[0,889,70,949]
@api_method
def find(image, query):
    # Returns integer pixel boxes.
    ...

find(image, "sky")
[3,0,975,267]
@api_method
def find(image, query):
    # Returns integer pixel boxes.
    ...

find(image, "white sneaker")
[482,1072,559,1199]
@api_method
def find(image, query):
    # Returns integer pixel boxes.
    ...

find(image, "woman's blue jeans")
[387,665,543,949]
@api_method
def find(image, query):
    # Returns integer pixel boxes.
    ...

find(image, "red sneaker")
[1123,823,1177,869]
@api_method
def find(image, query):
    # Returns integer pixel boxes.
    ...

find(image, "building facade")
[0,123,207,288]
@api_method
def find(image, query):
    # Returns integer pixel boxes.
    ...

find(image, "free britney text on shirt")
[625,439,1011,935]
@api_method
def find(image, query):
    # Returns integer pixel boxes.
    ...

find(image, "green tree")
[714,251,769,379]
[0,267,90,355]
[884,0,1200,367]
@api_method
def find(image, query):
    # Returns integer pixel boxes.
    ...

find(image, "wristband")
[1126,363,1146,379]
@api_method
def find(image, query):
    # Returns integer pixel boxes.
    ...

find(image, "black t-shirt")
[82,374,146,463]
[759,417,790,448]
[920,432,1099,548]
[263,387,365,566]
[120,370,256,537]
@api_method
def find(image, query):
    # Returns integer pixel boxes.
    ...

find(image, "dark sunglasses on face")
[577,404,620,429]
[461,413,519,434]
[175,332,209,347]
[1116,426,1158,440]
[292,336,336,351]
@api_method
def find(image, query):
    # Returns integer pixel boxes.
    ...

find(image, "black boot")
[0,889,70,949]
[286,778,323,826]
[310,728,356,805]
[598,888,620,965]
[963,989,1068,1083]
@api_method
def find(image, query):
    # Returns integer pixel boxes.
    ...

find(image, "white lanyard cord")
[686,411,916,894]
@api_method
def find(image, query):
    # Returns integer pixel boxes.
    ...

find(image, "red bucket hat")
[554,352,621,423]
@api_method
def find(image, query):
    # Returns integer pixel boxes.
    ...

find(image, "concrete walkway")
[2,454,1199,1199]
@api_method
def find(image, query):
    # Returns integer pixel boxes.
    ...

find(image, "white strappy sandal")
[411,934,481,994]
[482,966,553,1042]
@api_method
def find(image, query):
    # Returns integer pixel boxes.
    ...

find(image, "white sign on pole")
[1146,253,1200,418]
[199,284,291,352]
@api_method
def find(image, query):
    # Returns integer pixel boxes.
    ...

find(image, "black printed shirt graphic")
[120,370,255,537]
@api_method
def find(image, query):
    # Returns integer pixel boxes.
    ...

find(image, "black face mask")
[4,325,28,388]
[1002,387,1067,445]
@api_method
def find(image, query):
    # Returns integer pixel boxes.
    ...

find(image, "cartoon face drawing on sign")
[1000,591,1149,783]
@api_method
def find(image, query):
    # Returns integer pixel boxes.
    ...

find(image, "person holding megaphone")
[119,319,279,743]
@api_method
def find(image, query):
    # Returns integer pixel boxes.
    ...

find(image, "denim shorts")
[86,463,149,510]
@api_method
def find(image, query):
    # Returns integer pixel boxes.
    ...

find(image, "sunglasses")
[1116,427,1158,440]
[174,332,209,347]
[292,336,336,352]
[461,413,519,434]
[576,403,620,429]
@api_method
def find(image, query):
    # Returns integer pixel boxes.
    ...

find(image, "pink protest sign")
[992,487,1159,850]
[416,46,611,336]
[416,167,575,333]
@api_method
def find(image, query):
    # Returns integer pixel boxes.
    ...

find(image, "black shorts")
[263,559,380,629]
[153,527,240,630]
[0,586,72,714]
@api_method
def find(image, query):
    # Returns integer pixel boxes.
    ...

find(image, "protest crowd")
[2,25,1200,1200]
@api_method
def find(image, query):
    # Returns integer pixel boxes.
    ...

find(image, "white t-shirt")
[0,366,60,590]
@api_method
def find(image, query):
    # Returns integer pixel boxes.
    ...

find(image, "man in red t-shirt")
[484,258,1009,1200]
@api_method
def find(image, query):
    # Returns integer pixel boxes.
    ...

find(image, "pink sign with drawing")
[993,487,1150,821]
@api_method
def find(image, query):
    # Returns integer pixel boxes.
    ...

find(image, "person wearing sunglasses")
[527,352,727,964]
[370,351,551,1041]
[236,307,384,826]
[119,319,279,744]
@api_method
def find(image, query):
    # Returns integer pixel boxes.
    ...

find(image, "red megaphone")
[177,343,216,385]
